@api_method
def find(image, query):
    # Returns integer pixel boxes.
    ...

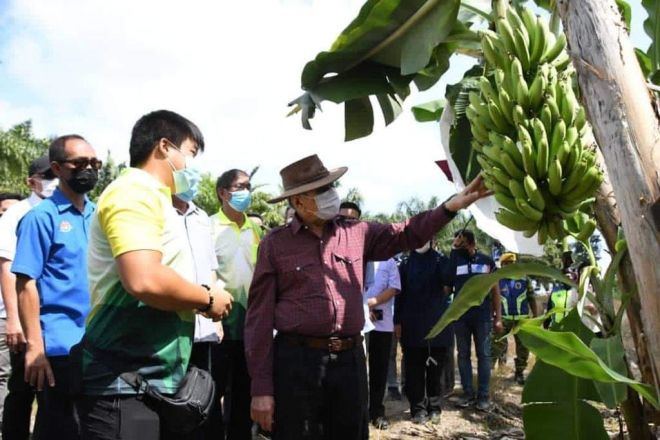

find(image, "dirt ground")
[369,353,625,440]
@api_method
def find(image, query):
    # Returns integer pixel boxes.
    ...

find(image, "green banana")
[506,7,528,44]
[561,161,587,195]
[528,70,546,111]
[559,82,577,125]
[488,99,510,131]
[521,138,538,178]
[516,198,544,222]
[501,135,524,168]
[509,179,528,200]
[556,141,571,168]
[548,159,563,196]
[495,192,520,213]
[492,167,512,187]
[541,32,567,64]
[540,105,553,138]
[476,154,492,172]
[546,95,561,121]
[553,52,571,70]
[497,19,518,55]
[482,145,504,166]
[479,77,498,102]
[537,221,548,245]
[512,105,526,126]
[500,151,526,180]
[531,18,549,67]
[524,175,546,211]
[470,123,489,144]
[496,209,539,232]
[549,119,566,159]
[482,34,508,69]
[513,28,531,72]
[471,140,484,153]
[498,89,515,125]
[565,126,579,147]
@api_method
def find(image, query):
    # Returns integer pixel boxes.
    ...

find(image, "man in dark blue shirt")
[444,230,502,411]
[394,240,453,425]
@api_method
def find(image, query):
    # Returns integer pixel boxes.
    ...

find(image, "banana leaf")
[516,320,659,408]
[290,0,489,140]
[411,99,446,122]
[426,262,574,339]
[590,336,628,408]
[642,0,660,71]
[521,311,607,440]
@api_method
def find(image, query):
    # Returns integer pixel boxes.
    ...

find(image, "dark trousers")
[33,355,78,440]
[2,350,36,440]
[366,331,392,420]
[402,346,447,417]
[440,335,455,396]
[215,340,253,440]
[76,394,179,440]
[186,342,224,440]
[273,336,368,440]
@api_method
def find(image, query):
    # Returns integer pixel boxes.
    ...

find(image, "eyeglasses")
[59,158,103,170]
[229,183,251,191]
[35,170,56,180]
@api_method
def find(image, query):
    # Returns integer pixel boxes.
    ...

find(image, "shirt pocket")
[331,253,361,287]
[278,259,317,291]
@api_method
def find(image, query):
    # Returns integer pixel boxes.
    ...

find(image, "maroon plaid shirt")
[244,206,455,396]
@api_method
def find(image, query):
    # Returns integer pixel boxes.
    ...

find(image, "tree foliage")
[0,121,50,195]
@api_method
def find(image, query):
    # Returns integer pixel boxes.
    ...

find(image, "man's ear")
[154,138,170,159]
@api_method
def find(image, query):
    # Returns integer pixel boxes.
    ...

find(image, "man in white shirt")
[0,155,58,438]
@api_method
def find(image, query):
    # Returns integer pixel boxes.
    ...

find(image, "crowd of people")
[0,109,581,440]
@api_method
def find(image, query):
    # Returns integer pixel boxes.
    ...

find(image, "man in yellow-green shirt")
[75,110,233,440]
[212,169,262,439]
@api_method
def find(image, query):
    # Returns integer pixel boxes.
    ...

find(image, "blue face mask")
[228,189,251,212]
[167,149,202,202]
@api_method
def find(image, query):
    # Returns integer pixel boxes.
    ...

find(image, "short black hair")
[454,229,475,244]
[49,134,86,162]
[216,169,248,192]
[129,110,205,167]
[340,201,361,217]
[0,192,24,203]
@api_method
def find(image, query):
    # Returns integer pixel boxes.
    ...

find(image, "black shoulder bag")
[72,338,216,434]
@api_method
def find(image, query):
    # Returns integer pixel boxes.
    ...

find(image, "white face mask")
[313,187,340,220]
[415,242,431,254]
[38,178,59,198]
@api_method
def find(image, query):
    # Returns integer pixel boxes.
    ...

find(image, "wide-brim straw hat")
[268,154,347,203]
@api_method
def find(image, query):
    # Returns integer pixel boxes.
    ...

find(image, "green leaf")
[458,0,491,22]
[590,336,628,408]
[615,0,632,31]
[376,93,403,125]
[516,322,659,408]
[399,0,460,74]
[344,97,375,141]
[636,48,653,79]
[642,0,660,71]
[523,401,608,440]
[293,0,465,140]
[412,99,446,122]
[426,262,575,339]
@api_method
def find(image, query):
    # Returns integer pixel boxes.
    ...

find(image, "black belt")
[277,333,363,353]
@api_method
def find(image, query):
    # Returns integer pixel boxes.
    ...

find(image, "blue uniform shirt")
[12,189,95,357]
[445,250,496,323]
[499,278,530,318]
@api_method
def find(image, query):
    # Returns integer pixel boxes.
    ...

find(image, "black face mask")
[68,169,98,194]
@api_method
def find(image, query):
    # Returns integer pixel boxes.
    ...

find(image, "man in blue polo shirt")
[444,230,502,411]
[12,134,99,439]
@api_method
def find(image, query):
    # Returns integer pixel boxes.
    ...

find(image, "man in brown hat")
[245,154,490,439]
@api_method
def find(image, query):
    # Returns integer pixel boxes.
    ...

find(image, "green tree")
[193,173,220,216]
[0,121,50,194]
[89,153,125,202]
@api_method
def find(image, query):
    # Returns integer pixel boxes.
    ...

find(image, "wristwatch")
[197,284,213,314]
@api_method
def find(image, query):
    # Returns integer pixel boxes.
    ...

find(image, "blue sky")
[0,0,652,214]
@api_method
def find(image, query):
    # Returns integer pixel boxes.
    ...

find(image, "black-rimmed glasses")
[59,158,103,170]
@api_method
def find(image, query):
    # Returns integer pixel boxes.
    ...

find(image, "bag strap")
[78,336,146,393]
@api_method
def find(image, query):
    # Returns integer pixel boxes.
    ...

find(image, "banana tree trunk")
[557,0,660,402]
[593,177,654,439]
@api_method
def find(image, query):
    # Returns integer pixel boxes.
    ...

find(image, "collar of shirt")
[122,167,172,198]
[216,208,252,231]
[27,192,42,207]
[290,213,341,235]
[51,188,94,217]
[176,201,200,217]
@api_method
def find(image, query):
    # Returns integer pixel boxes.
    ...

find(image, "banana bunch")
[467,5,603,245]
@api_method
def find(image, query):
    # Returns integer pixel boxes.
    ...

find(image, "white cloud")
[0,0,471,213]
